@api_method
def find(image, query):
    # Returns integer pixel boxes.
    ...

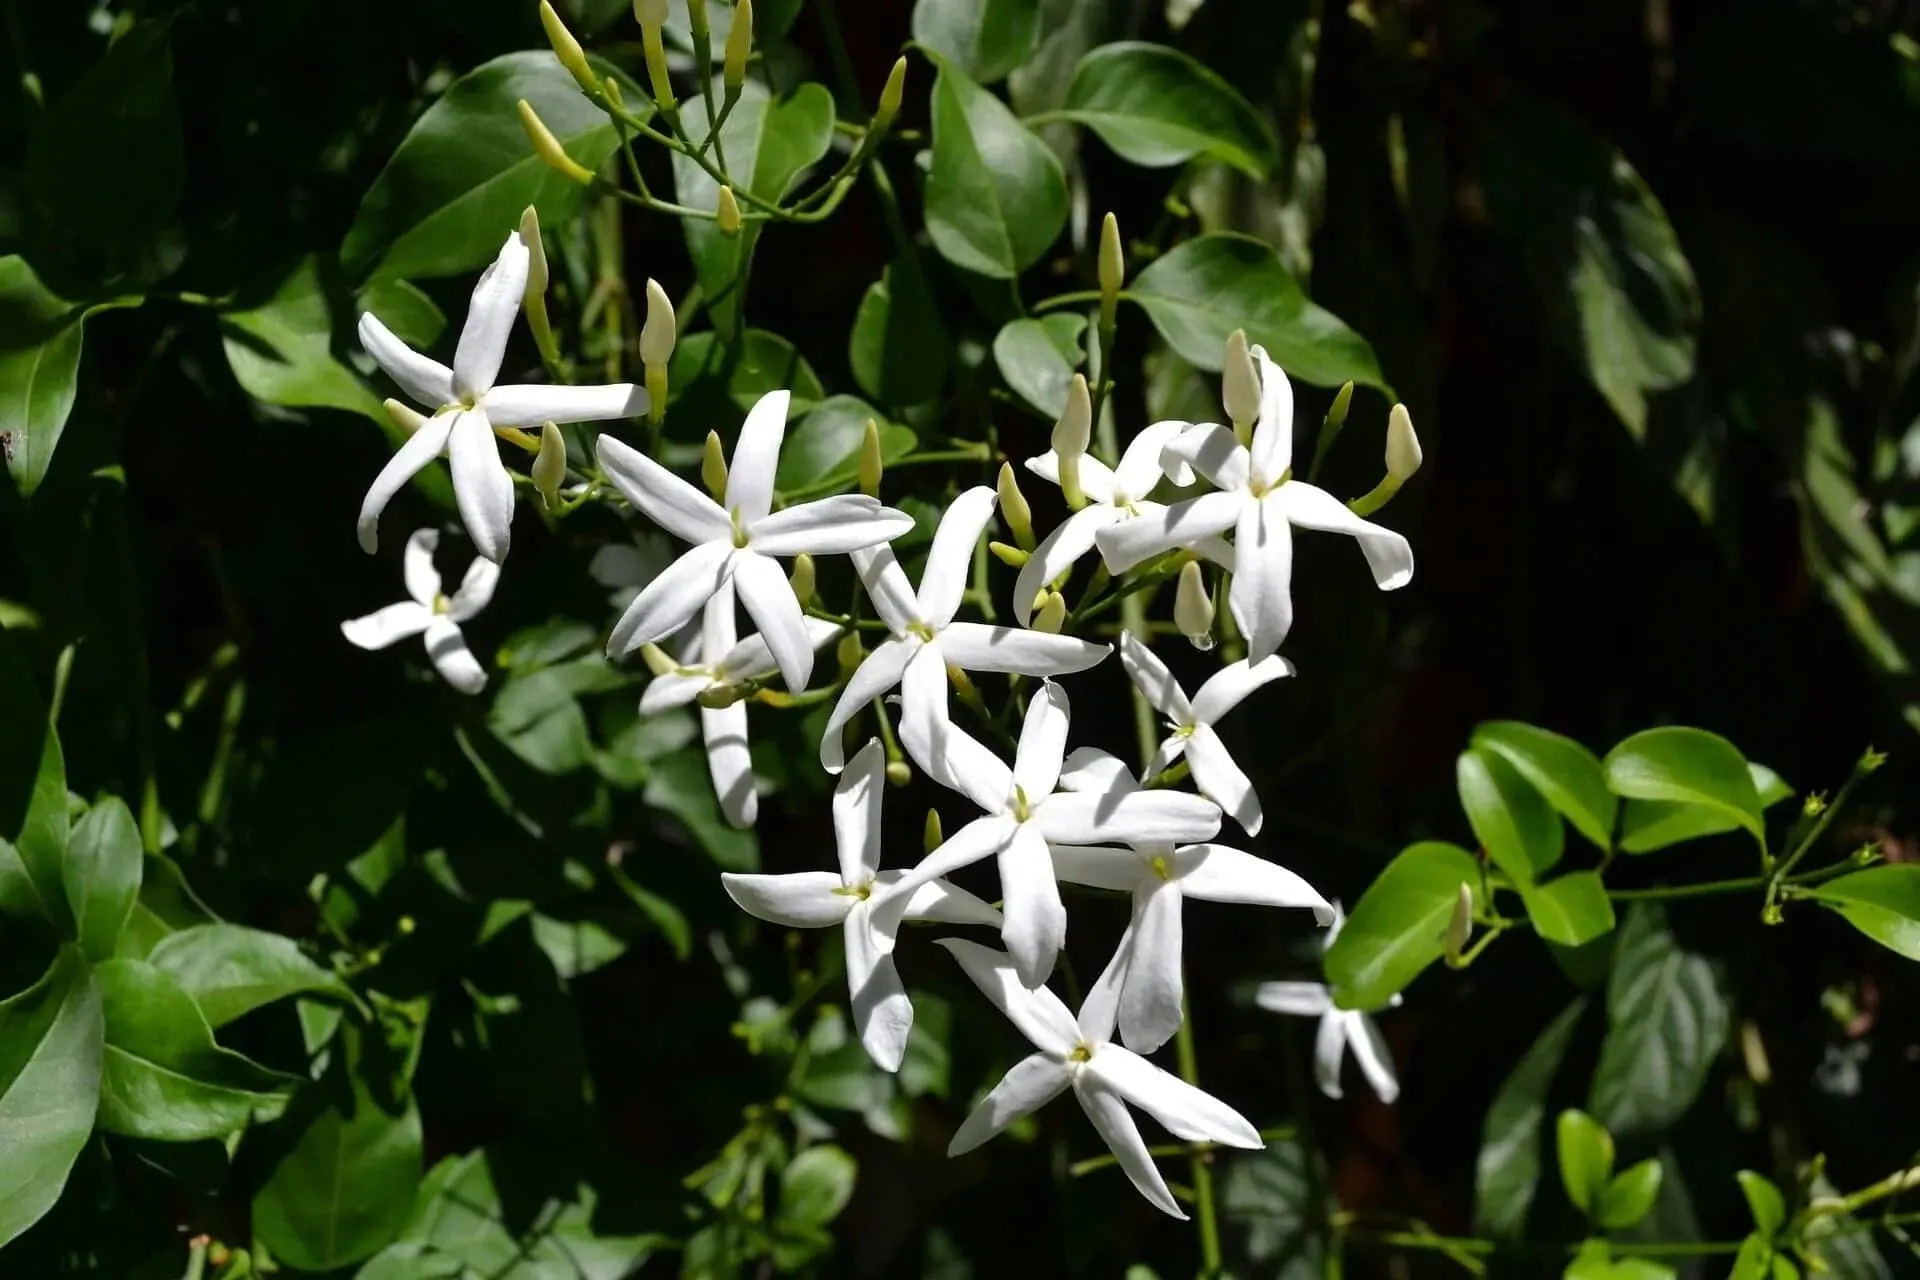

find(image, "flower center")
[1150,855,1173,881]
[1010,785,1032,823]
[907,620,937,643]
[730,507,750,548]
[431,594,451,615]
[1248,466,1293,500]
[1068,1042,1093,1063]
[833,879,873,901]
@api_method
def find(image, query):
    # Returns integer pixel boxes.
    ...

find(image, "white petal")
[1347,1011,1400,1103]
[1085,1044,1261,1148]
[1174,843,1331,916]
[722,389,789,524]
[1057,747,1139,797]
[851,544,920,633]
[999,822,1067,988]
[597,435,731,545]
[874,870,1003,928]
[937,624,1109,678]
[448,554,501,621]
[1112,421,1196,499]
[358,312,453,407]
[448,409,515,563]
[719,617,840,683]
[358,412,456,555]
[703,701,757,827]
[948,1052,1072,1156]
[1184,726,1262,835]
[1032,790,1220,847]
[1246,346,1294,488]
[700,581,738,660]
[1275,481,1414,591]
[1049,845,1149,892]
[1078,927,1131,1045]
[1118,884,1185,1053]
[845,908,913,1072]
[1229,493,1293,661]
[917,485,998,626]
[1013,506,1120,626]
[402,528,442,605]
[1313,1010,1348,1099]
[888,817,1018,921]
[1162,423,1250,492]
[819,638,918,772]
[1191,654,1294,724]
[720,871,850,928]
[732,552,813,691]
[834,739,886,886]
[1095,490,1243,573]
[1143,734,1188,782]
[935,937,1080,1055]
[424,617,487,694]
[751,495,915,557]
[1073,1077,1185,1219]
[341,601,434,650]
[1254,981,1334,1017]
[607,539,736,655]
[1024,450,1117,504]
[1117,632,1192,723]
[484,382,646,426]
[638,671,708,714]
[898,649,1011,810]
[453,232,529,398]
[1012,681,1072,799]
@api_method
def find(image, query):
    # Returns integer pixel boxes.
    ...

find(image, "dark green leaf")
[924,54,1068,279]
[357,279,447,351]
[1060,42,1277,178]
[529,912,628,979]
[644,749,758,870]
[1603,727,1764,843]
[1588,904,1729,1138]
[1556,1109,1614,1214]
[849,256,950,407]
[1219,1136,1334,1273]
[62,798,142,963]
[912,0,1043,83]
[0,948,102,1249]
[1618,763,1790,854]
[1598,1159,1664,1229]
[148,924,350,1028]
[0,643,71,931]
[223,256,383,420]
[992,315,1087,418]
[1325,842,1479,1011]
[899,990,951,1099]
[1471,721,1617,850]
[1736,1170,1786,1237]
[1520,872,1616,947]
[778,1144,857,1227]
[1808,864,1920,959]
[0,257,86,499]
[1128,234,1386,389]
[774,396,916,494]
[1458,745,1564,885]
[667,329,825,418]
[1474,997,1588,1238]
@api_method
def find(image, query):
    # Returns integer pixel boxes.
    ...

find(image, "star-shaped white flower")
[341,529,499,694]
[1116,632,1293,835]
[1047,746,1332,1053]
[640,581,841,828]
[938,937,1262,1218]
[1096,346,1413,660]
[887,681,1220,987]
[721,741,1001,1071]
[821,485,1109,774]
[357,231,649,563]
[1254,905,1399,1103]
[597,389,914,693]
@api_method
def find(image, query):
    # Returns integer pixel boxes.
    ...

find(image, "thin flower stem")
[1034,288,1138,314]
[1767,750,1883,904]
[1607,861,1856,903]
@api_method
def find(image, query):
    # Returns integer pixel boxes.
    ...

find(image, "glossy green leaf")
[253,1077,423,1270]
[1736,1170,1787,1236]
[1603,727,1763,842]
[94,958,294,1141]
[1060,42,1278,178]
[993,315,1087,418]
[1556,1109,1614,1214]
[645,749,758,871]
[1808,864,1920,959]
[1730,1234,1779,1280]
[1520,872,1616,947]
[1588,904,1729,1138]
[912,0,1042,83]
[1597,1159,1664,1229]
[1618,762,1790,853]
[148,924,350,1027]
[1128,234,1386,389]
[342,52,641,282]
[924,54,1068,279]
[668,329,826,418]
[1471,721,1617,850]
[1219,1136,1334,1272]
[356,278,447,351]
[1458,745,1564,885]
[1473,997,1588,1239]
[223,256,384,419]
[849,256,950,407]
[775,396,917,494]
[1325,841,1479,1011]
[0,948,103,1249]
[0,257,86,498]
[0,654,71,931]
[62,798,142,963]
[778,1144,857,1227]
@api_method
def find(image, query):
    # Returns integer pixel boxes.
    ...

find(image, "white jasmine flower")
[341,528,499,694]
[721,741,1001,1071]
[639,582,841,827]
[357,231,649,563]
[887,682,1220,987]
[1048,746,1332,1053]
[1116,632,1293,835]
[820,486,1109,774]
[1096,347,1413,660]
[597,389,914,693]
[1254,905,1400,1103]
[938,937,1262,1218]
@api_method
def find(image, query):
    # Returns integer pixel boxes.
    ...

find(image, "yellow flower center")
[1068,1042,1093,1063]
[431,594,452,615]
[1150,855,1172,881]
[730,507,750,548]
[833,880,873,901]
[1011,786,1032,823]
[908,621,937,643]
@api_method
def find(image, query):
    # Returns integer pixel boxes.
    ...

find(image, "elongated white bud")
[533,423,566,508]
[1033,591,1067,633]
[1223,328,1260,439]
[701,431,728,500]
[997,462,1034,549]
[1054,374,1092,509]
[1385,403,1421,483]
[384,398,427,435]
[858,420,883,497]
[540,1,597,93]
[640,278,676,367]
[724,0,753,91]
[518,100,593,184]
[788,553,815,604]
[1174,561,1214,649]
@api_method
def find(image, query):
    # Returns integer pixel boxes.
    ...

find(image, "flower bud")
[540,0,598,93]
[636,0,675,112]
[997,462,1034,549]
[519,206,548,299]
[885,760,912,788]
[633,0,668,28]
[788,553,815,604]
[1098,212,1123,329]
[1328,380,1354,428]
[1223,328,1260,438]
[874,56,906,130]
[1385,403,1421,483]
[701,430,729,500]
[1053,374,1092,509]
[698,683,748,710]
[716,185,742,235]
[533,423,567,508]
[1033,591,1067,633]
[835,630,863,675]
[988,541,1029,568]
[923,808,943,853]
[518,99,594,185]
[383,398,427,435]
[603,75,626,111]
[724,0,754,92]
[858,419,883,497]
[639,278,676,367]
[640,643,677,677]
[1174,561,1214,649]
[1444,882,1473,961]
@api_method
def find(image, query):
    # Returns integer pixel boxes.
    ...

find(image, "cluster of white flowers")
[341,228,1418,1216]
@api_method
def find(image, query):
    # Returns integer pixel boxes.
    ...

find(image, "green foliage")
[1059,43,1278,178]
[0,258,86,497]
[0,948,101,1250]
[1587,905,1730,1138]
[911,0,1043,85]
[1475,998,1587,1238]
[1807,864,1920,958]
[1470,721,1617,851]
[1603,727,1766,846]
[923,53,1067,279]
[1325,841,1479,1010]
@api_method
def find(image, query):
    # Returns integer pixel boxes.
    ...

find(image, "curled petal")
[423,617,487,694]
[358,412,457,555]
[717,617,840,684]
[1275,481,1414,591]
[732,551,813,691]
[1254,981,1334,1017]
[879,872,1001,927]
[448,409,515,563]
[597,435,731,545]
[999,822,1066,988]
[1011,681,1072,800]
[720,871,850,928]
[1118,885,1185,1054]
[1117,632,1192,723]
[1162,423,1250,492]
[898,650,1011,810]
[1113,420,1196,499]
[1013,505,1120,626]
[948,1052,1072,1156]
[341,602,434,650]
[1246,346,1294,488]
[1024,450,1117,504]
[751,495,915,557]
[703,701,757,827]
[358,312,453,407]
[608,539,736,655]
[1048,845,1149,893]
[1096,490,1244,573]
[936,937,1080,1055]
[448,554,501,621]
[1191,654,1294,725]
[638,671,708,715]
[402,528,442,605]
[1032,790,1220,848]
[725,389,789,524]
[1347,1010,1400,1103]
[1175,844,1331,918]
[851,544,920,634]
[1183,726,1262,835]
[819,638,918,772]
[453,232,530,398]
[1314,1011,1348,1099]
[1074,1077,1185,1219]
[1085,1043,1262,1148]
[834,739,887,886]
[485,382,648,426]
[845,907,913,1072]
[937,624,1108,677]
[1057,747,1139,797]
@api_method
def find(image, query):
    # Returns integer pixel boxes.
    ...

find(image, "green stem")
[1607,861,1855,903]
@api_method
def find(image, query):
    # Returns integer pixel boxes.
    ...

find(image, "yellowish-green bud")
[1385,402,1421,483]
[540,0,598,93]
[788,553,816,604]
[1328,379,1354,428]
[517,99,594,184]
[1033,591,1067,634]
[637,0,675,112]
[640,278,676,367]
[519,206,548,299]
[533,423,567,508]
[1223,328,1260,438]
[633,0,668,28]
[858,418,883,497]
[603,75,625,110]
[1174,561,1214,648]
[987,541,1029,568]
[688,0,709,40]
[724,0,754,91]
[716,186,742,235]
[885,760,912,788]
[698,683,749,709]
[997,461,1034,550]
[700,431,729,500]
[835,630,863,675]
[640,643,676,677]
[1445,882,1473,961]
[874,56,907,130]
[383,398,428,436]
[1097,212,1123,328]
[1054,374,1092,509]
[923,807,943,854]
[946,664,978,698]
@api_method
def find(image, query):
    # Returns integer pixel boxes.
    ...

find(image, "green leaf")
[778,1144,858,1227]
[62,798,142,963]
[1325,841,1480,1011]
[1474,998,1588,1239]
[1219,1136,1334,1272]
[668,329,826,418]
[0,948,103,1250]
[94,958,294,1141]
[357,279,447,351]
[993,315,1087,418]
[1597,1159,1663,1229]
[1520,873,1616,947]
[1618,763,1790,854]
[223,256,382,421]
[1808,865,1920,959]
[849,255,950,407]
[1731,1235,1774,1280]
[1471,721,1617,850]
[0,257,86,498]
[1736,1170,1786,1237]
[1059,42,1278,178]
[1128,234,1386,389]
[1603,727,1764,843]
[644,748,758,871]
[673,79,836,338]
[912,0,1043,83]
[341,52,642,282]
[148,924,351,1028]
[774,396,917,495]
[253,1073,423,1270]
[924,54,1068,279]
[1458,745,1564,885]
[1588,904,1729,1138]
[1556,1109,1614,1215]
[0,649,71,931]
[529,912,629,980]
